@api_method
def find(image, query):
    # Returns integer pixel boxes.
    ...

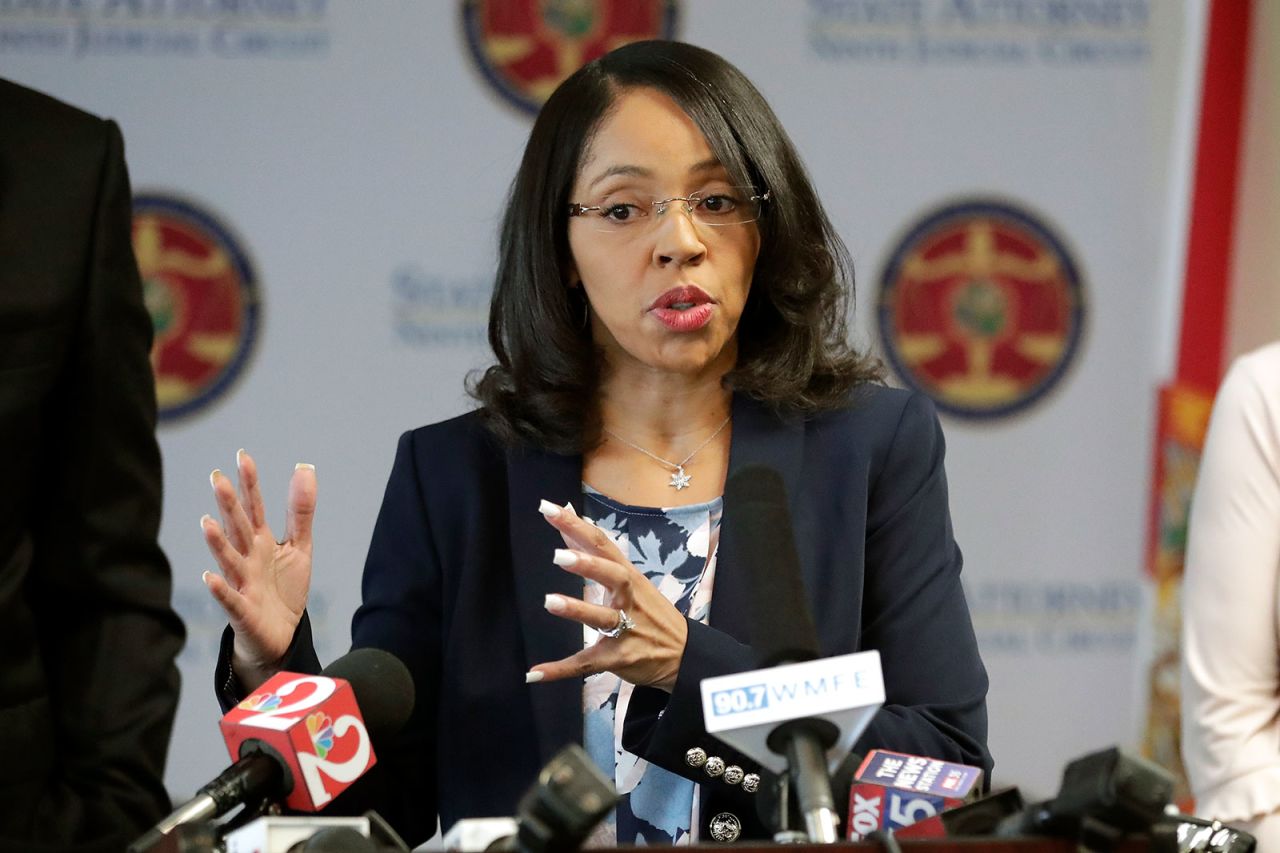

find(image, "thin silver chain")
[603,415,731,475]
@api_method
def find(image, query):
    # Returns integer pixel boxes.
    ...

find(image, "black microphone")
[130,648,414,852]
[996,746,1173,842]
[724,465,839,843]
[726,465,821,668]
[441,744,617,853]
[287,826,378,852]
[993,746,1256,852]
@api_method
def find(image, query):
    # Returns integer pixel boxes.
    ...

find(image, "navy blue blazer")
[221,383,989,844]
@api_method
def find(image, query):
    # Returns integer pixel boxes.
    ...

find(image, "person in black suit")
[202,41,989,845]
[0,79,185,851]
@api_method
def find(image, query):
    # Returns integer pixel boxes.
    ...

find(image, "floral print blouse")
[581,486,723,846]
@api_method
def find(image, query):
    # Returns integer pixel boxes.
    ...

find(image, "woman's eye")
[699,194,739,214]
[603,203,642,222]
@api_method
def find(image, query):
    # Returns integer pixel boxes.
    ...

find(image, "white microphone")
[710,466,886,843]
[699,652,884,776]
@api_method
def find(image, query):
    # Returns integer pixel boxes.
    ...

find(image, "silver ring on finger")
[597,608,635,639]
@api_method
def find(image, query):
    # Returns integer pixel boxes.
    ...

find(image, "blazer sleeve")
[853,392,990,775]
[624,392,991,789]
[622,619,760,786]
[29,119,186,845]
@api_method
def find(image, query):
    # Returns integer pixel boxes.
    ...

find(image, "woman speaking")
[199,40,991,846]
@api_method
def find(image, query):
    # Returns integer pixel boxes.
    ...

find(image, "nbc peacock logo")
[237,692,282,712]
[305,711,336,758]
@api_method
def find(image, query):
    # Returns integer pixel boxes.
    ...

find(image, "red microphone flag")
[219,671,376,811]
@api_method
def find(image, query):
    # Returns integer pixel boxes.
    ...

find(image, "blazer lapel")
[506,444,585,766]
[712,395,806,652]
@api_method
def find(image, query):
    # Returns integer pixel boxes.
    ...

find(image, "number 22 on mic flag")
[221,671,376,811]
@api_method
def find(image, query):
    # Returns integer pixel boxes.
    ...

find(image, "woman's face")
[566,87,762,381]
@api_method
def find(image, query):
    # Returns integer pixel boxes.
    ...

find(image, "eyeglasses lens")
[575,187,768,234]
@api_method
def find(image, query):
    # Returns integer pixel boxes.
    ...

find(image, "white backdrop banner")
[2,0,1195,810]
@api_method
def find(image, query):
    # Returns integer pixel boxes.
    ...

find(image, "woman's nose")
[652,204,707,267]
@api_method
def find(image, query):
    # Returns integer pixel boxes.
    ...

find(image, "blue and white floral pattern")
[581,486,722,846]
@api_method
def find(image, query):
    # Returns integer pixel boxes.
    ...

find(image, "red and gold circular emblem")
[461,0,679,114]
[133,194,259,422]
[877,199,1085,419]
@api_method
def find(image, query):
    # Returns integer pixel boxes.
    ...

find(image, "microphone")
[701,466,885,843]
[755,751,862,842]
[848,781,961,840]
[288,827,377,852]
[996,746,1172,843]
[222,811,412,853]
[891,786,1025,840]
[1149,815,1257,852]
[441,744,616,853]
[992,746,1256,852]
[855,749,984,799]
[131,648,414,851]
[844,750,985,840]
[727,466,820,670]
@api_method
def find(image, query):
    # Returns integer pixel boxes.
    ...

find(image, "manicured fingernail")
[201,570,212,586]
[563,502,578,517]
[236,448,246,467]
[210,469,221,488]
[525,671,544,684]
[552,549,578,567]
[295,462,315,471]
[538,499,561,518]
[544,593,567,613]
[199,514,212,533]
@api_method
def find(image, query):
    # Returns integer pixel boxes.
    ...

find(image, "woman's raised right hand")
[200,449,317,691]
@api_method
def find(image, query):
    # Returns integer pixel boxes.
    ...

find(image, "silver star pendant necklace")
[603,415,732,491]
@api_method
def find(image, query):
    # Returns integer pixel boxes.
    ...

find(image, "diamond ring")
[597,608,635,639]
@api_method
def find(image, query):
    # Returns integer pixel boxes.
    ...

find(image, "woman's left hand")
[528,500,689,691]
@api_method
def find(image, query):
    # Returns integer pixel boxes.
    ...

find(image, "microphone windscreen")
[322,648,415,744]
[290,826,379,852]
[724,465,820,667]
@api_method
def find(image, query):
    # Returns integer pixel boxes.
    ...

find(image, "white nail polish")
[538,499,561,518]
[563,502,578,517]
[552,549,578,567]
[525,671,545,684]
[199,514,211,533]
[544,593,567,613]
[295,462,315,471]
[201,570,211,585]
[209,469,221,488]
[236,448,246,466]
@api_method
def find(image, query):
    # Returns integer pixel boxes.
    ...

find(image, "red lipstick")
[648,286,715,332]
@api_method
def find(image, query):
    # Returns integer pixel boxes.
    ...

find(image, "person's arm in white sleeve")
[1182,345,1280,834]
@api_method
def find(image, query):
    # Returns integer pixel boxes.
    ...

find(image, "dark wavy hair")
[469,40,882,453]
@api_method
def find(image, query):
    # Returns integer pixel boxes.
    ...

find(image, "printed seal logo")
[877,199,1085,419]
[133,194,259,422]
[461,0,678,114]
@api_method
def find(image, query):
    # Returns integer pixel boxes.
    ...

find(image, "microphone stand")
[766,718,840,843]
